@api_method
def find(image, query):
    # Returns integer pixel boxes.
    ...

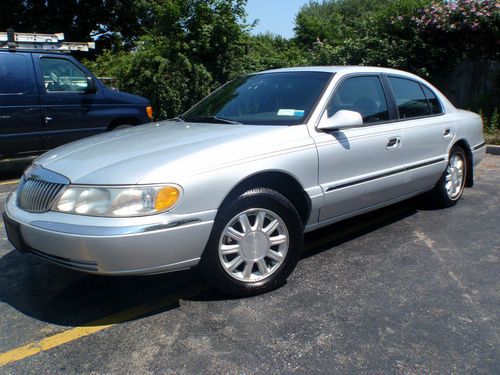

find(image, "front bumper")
[3,191,215,275]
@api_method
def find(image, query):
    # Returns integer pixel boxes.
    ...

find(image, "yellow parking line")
[0,180,19,186]
[0,284,208,367]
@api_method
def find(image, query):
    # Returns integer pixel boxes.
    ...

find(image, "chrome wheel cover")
[445,152,465,200]
[218,208,289,283]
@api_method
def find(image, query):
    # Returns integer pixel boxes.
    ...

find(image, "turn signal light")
[146,105,153,120]
[155,186,180,211]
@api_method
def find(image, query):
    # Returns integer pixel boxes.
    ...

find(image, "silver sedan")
[3,66,486,296]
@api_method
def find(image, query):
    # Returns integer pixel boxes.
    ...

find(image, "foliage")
[412,0,500,59]
[478,107,500,145]
[5,0,499,121]
[230,33,308,78]
[87,48,213,120]
[87,0,248,119]
[295,0,500,77]
[0,0,146,52]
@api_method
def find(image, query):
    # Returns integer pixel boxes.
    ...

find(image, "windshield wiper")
[187,116,241,125]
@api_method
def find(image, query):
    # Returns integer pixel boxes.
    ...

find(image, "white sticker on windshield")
[277,109,305,117]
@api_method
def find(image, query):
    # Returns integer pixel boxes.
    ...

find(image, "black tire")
[428,145,467,208]
[111,124,133,131]
[199,188,303,296]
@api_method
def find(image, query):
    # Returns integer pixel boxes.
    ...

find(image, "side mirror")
[317,110,363,131]
[84,76,97,94]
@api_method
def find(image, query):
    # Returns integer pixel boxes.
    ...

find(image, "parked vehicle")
[3,66,486,296]
[0,31,152,167]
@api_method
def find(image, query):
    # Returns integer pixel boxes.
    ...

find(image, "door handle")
[44,116,53,124]
[443,128,452,137]
[386,137,401,149]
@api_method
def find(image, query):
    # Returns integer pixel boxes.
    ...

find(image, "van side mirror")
[317,110,363,131]
[84,76,97,94]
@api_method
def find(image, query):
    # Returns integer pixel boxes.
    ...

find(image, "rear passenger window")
[0,54,32,94]
[327,76,389,124]
[422,85,443,114]
[388,77,431,119]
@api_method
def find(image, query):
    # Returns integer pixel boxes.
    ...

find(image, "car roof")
[259,66,419,78]
[257,65,456,111]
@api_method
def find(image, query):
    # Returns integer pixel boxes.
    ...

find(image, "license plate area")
[2,212,28,252]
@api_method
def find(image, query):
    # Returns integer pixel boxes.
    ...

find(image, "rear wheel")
[200,188,303,296]
[429,145,467,208]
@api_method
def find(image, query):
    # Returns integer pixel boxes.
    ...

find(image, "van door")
[0,52,42,158]
[33,54,106,150]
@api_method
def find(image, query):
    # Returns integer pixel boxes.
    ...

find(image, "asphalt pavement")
[0,155,498,374]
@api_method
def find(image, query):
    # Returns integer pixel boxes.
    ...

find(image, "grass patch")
[485,129,500,145]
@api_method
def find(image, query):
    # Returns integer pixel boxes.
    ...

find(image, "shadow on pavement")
[0,197,421,326]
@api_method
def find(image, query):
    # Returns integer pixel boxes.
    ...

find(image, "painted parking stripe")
[0,180,19,186]
[0,284,208,367]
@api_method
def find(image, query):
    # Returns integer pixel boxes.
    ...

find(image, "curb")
[486,145,500,155]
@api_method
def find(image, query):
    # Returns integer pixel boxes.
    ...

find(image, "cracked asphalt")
[0,154,498,374]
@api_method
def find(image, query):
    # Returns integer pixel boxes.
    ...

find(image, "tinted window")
[422,85,443,114]
[0,54,32,94]
[326,76,389,124]
[183,72,332,125]
[40,58,88,92]
[388,77,431,119]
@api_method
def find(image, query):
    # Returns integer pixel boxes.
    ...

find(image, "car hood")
[35,121,310,184]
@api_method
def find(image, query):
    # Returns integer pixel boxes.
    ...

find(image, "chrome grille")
[17,178,66,213]
[17,165,70,213]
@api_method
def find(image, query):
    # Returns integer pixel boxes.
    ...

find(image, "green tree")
[230,33,307,77]
[88,0,249,119]
[0,0,146,51]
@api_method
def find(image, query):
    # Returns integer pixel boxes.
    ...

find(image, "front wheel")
[199,188,303,296]
[428,145,467,208]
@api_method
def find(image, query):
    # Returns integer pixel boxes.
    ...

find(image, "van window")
[40,58,89,93]
[0,54,32,94]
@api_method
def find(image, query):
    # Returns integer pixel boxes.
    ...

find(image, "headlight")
[53,185,181,217]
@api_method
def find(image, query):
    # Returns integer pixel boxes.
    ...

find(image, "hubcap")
[445,152,465,200]
[218,208,289,283]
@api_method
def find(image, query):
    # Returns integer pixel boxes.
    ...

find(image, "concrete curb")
[486,145,500,155]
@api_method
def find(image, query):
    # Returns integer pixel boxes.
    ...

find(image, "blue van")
[0,49,152,166]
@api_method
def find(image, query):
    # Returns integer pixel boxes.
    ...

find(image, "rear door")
[0,52,42,158]
[33,54,106,150]
[385,76,452,192]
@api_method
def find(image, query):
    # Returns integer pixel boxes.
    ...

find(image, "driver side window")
[327,76,389,124]
[40,57,89,93]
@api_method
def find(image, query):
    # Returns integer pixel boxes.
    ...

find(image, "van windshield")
[182,72,332,125]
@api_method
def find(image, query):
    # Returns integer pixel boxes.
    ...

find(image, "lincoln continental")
[3,66,486,296]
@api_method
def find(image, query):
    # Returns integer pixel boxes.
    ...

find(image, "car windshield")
[182,71,333,125]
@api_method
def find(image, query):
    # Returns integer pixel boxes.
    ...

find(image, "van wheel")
[200,188,303,296]
[111,124,132,131]
[429,145,467,208]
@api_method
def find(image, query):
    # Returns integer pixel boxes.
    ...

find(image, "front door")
[34,55,104,150]
[313,75,407,222]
